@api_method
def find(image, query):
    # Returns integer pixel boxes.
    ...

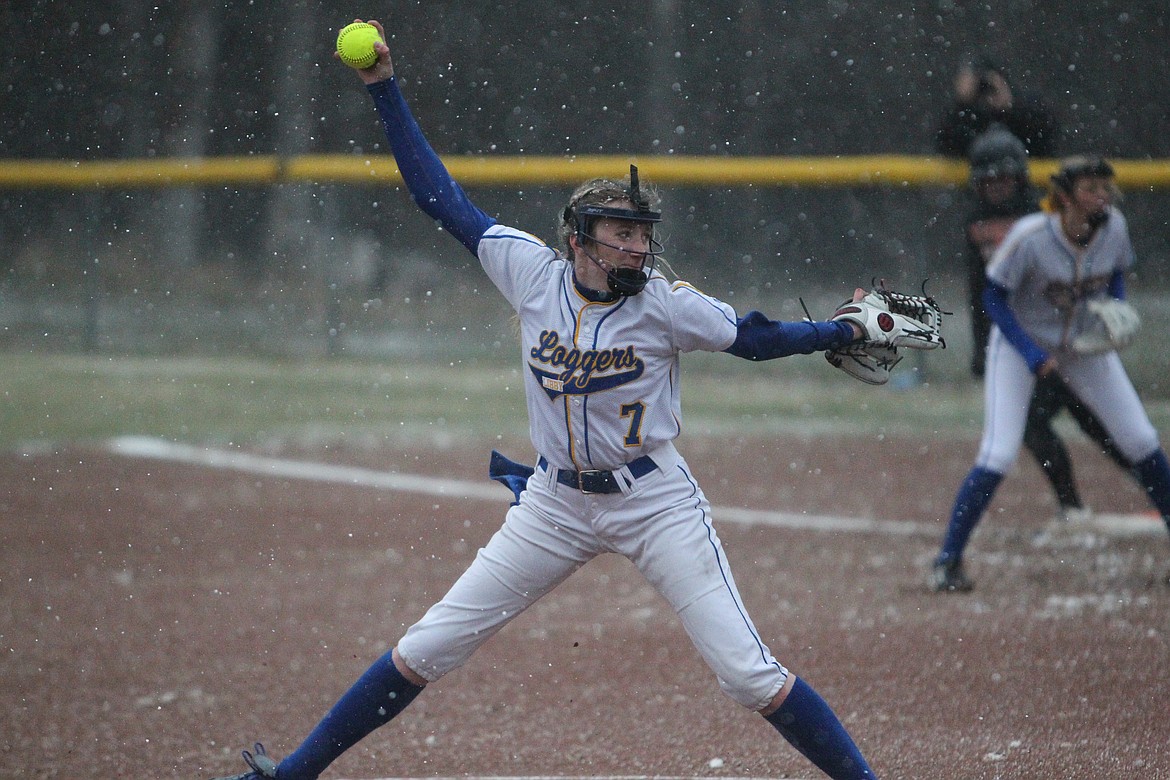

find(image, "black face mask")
[1071,209,1110,246]
[607,266,649,296]
[574,235,661,297]
[1087,210,1110,231]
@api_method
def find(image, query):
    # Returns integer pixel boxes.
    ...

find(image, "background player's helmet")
[968,125,1028,183]
[1049,155,1117,231]
[560,165,663,296]
[1050,154,1114,193]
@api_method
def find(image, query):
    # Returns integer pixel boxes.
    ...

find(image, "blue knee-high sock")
[1134,449,1170,528]
[936,466,1004,566]
[276,649,424,780]
[763,677,876,779]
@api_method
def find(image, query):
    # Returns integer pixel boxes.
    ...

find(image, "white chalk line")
[105,436,1163,538]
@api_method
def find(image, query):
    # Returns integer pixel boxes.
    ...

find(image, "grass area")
[1,353,528,450]
[4,350,1170,451]
[5,284,1168,449]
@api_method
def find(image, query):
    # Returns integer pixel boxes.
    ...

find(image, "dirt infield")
[3,432,1168,779]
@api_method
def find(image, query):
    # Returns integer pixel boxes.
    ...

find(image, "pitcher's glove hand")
[825,343,903,385]
[1071,298,1141,354]
[825,285,946,384]
[831,286,945,349]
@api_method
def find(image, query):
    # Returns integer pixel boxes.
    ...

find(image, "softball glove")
[1072,298,1141,354]
[825,283,946,384]
[829,286,945,350]
[825,343,903,386]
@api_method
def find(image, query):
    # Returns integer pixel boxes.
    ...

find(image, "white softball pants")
[396,443,789,711]
[977,328,1160,473]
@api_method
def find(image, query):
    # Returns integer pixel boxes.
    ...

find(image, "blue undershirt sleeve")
[723,310,856,360]
[1108,268,1126,299]
[983,280,1049,373]
[367,78,495,254]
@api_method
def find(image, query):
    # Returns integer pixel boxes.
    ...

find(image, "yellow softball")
[336,22,382,69]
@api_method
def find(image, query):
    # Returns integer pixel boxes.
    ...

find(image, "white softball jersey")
[987,207,1134,352]
[978,206,1157,471]
[477,223,740,472]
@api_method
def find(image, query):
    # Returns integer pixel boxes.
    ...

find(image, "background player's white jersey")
[477,223,739,471]
[987,206,1134,351]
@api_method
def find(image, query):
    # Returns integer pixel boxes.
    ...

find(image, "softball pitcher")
[209,18,900,780]
[931,155,1170,592]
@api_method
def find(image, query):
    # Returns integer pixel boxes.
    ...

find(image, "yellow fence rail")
[2,155,1170,190]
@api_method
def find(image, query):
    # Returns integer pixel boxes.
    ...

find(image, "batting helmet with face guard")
[560,165,663,296]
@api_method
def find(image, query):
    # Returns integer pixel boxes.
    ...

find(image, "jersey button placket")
[572,313,593,463]
[579,307,596,344]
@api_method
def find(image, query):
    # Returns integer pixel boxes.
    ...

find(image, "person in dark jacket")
[936,56,1060,158]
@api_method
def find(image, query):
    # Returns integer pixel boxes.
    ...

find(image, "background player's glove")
[829,286,945,350]
[824,343,902,385]
[1072,298,1141,354]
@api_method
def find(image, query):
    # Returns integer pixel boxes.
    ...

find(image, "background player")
[211,18,891,780]
[963,126,1132,524]
[931,155,1170,592]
